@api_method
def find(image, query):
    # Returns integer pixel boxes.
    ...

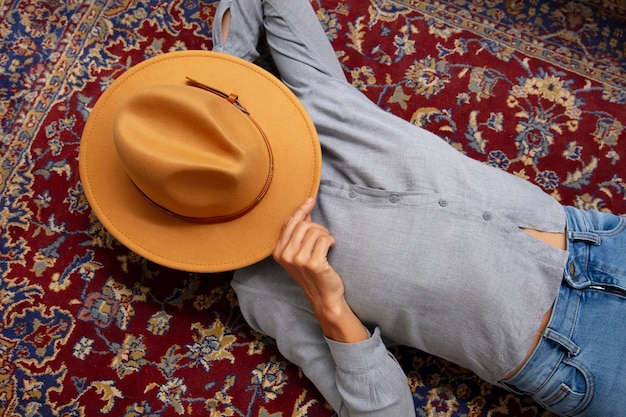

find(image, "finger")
[288,197,316,226]
[276,198,316,250]
[311,232,335,263]
[295,226,335,267]
[276,221,330,263]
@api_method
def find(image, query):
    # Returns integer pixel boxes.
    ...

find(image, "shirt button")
[389,195,400,203]
[439,199,448,207]
[483,212,492,221]
[349,190,357,198]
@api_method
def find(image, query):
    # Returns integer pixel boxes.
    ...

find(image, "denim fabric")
[502,207,626,417]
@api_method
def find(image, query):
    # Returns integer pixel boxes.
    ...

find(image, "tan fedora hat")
[79,51,321,272]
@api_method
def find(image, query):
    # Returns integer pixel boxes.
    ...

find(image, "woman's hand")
[273,198,368,343]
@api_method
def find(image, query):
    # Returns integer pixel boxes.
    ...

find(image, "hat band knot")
[187,77,251,115]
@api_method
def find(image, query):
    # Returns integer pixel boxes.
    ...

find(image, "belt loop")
[568,231,601,245]
[543,328,580,356]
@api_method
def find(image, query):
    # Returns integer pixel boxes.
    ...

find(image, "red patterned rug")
[1,0,625,416]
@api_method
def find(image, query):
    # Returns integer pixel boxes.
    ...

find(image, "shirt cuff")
[324,327,388,373]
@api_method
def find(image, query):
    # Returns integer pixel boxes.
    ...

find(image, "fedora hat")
[79,51,321,272]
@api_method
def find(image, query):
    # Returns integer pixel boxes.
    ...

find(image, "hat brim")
[79,51,321,272]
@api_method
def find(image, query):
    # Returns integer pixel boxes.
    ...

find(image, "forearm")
[273,198,368,343]
[232,267,415,416]
[265,199,415,415]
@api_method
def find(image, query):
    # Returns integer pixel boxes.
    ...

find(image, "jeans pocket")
[536,359,593,416]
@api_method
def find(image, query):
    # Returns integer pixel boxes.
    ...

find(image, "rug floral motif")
[1,0,624,416]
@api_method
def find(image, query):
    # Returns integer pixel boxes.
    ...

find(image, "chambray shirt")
[212,0,569,413]
[231,72,569,416]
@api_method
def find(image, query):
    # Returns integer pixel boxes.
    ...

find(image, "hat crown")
[113,84,273,221]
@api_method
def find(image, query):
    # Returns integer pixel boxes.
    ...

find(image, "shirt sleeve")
[232,260,415,417]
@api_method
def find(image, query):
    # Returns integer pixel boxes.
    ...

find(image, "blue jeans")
[502,207,626,416]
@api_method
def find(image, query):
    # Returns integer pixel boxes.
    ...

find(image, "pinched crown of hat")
[114,80,274,223]
[79,51,321,272]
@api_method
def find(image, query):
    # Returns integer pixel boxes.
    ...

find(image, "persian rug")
[1,0,625,416]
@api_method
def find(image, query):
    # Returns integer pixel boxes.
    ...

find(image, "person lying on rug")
[79,0,626,416]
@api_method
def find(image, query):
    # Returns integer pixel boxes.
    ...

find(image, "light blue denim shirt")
[216,0,569,415]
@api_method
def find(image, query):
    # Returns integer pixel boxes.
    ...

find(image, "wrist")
[314,298,369,343]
